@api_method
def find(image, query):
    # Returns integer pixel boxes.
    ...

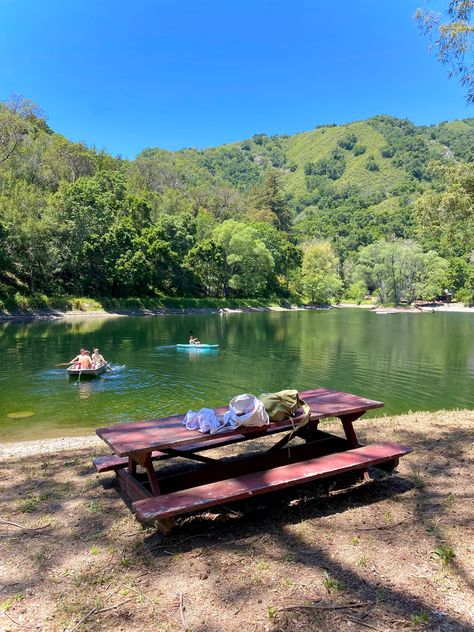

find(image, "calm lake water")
[1,309,473,442]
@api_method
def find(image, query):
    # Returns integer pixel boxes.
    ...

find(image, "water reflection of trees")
[294,311,474,411]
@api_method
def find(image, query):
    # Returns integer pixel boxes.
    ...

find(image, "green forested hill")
[140,114,457,200]
[0,98,473,306]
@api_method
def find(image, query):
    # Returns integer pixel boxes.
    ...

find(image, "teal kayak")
[176,344,219,349]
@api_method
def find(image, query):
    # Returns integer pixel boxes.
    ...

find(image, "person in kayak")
[189,331,201,345]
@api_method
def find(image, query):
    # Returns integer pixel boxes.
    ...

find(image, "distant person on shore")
[189,331,200,345]
[92,348,106,368]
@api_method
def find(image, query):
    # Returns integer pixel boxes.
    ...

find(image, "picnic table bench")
[94,388,412,534]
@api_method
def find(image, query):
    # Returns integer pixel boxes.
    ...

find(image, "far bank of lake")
[1,299,473,323]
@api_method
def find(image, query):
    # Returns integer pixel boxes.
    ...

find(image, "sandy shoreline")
[0,434,102,460]
[1,301,473,323]
[0,303,326,323]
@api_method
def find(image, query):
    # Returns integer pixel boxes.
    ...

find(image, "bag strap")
[285,395,311,445]
[297,395,310,429]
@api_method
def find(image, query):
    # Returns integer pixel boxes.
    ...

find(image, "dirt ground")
[0,410,473,632]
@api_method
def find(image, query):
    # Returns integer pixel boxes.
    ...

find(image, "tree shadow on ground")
[1,417,472,631]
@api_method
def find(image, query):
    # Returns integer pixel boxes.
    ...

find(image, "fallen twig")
[1,609,28,628]
[67,597,134,632]
[0,519,51,531]
[126,584,155,615]
[279,598,387,613]
[94,598,135,615]
[179,591,189,631]
[68,606,98,632]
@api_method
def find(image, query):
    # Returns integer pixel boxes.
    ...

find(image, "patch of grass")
[446,493,456,504]
[410,611,430,626]
[282,552,296,563]
[351,535,360,546]
[267,605,277,622]
[357,555,368,568]
[383,511,393,522]
[249,558,270,585]
[411,467,426,489]
[433,545,456,566]
[1,593,24,611]
[17,492,49,513]
[86,500,103,513]
[376,588,387,600]
[89,545,100,555]
[49,481,76,498]
[426,522,444,539]
[255,559,269,572]
[322,571,341,593]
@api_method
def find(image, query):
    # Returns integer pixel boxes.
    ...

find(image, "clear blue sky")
[0,0,470,157]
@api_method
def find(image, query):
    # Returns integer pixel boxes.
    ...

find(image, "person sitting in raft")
[189,331,201,345]
[80,351,93,369]
[70,348,87,369]
[91,348,106,368]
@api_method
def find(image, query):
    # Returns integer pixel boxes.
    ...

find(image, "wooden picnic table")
[95,388,412,533]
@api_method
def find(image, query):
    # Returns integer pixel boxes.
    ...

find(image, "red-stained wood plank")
[132,442,411,521]
[93,426,304,472]
[93,451,166,472]
[116,468,153,503]
[97,388,383,457]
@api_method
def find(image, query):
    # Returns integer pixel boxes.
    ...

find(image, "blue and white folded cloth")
[182,408,225,434]
[182,394,269,434]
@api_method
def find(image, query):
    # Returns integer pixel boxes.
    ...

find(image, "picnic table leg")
[128,456,137,477]
[338,412,371,481]
[128,451,176,534]
[130,451,162,496]
[338,412,363,448]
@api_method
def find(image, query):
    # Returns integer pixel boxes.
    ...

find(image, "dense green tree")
[184,239,225,296]
[250,221,302,293]
[338,133,358,150]
[213,220,274,296]
[308,151,346,181]
[414,164,474,259]
[0,94,44,165]
[301,241,342,304]
[0,221,9,279]
[195,208,218,241]
[250,170,293,232]
[41,135,96,187]
[354,240,448,304]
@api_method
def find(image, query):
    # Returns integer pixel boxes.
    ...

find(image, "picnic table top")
[96,388,383,458]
